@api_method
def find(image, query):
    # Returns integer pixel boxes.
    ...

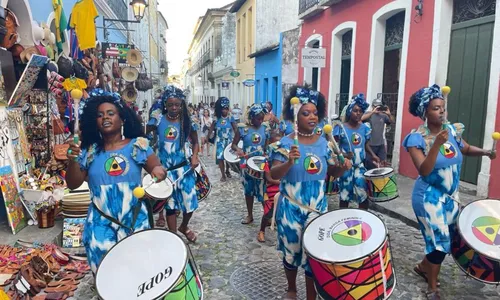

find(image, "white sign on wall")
[301,48,326,68]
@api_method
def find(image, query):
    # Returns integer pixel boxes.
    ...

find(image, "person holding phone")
[361,99,393,169]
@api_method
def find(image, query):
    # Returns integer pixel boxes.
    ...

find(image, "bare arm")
[265,170,280,185]
[66,160,87,190]
[143,154,166,181]
[207,121,216,140]
[361,111,375,122]
[270,160,293,180]
[460,139,494,158]
[408,145,440,177]
[232,128,241,150]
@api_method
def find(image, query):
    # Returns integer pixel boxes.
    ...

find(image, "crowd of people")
[65,83,496,300]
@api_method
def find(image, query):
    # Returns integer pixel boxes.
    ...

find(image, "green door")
[446,16,494,184]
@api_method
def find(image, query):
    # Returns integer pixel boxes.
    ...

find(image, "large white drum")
[223,141,243,164]
[303,209,396,299]
[142,174,173,200]
[96,229,203,300]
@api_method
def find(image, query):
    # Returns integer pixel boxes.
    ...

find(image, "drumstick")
[441,86,451,130]
[133,177,158,199]
[323,124,345,164]
[290,97,300,164]
[240,146,263,158]
[71,89,83,160]
[492,132,500,154]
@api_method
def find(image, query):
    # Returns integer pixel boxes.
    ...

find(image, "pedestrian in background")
[361,98,393,169]
[231,103,242,123]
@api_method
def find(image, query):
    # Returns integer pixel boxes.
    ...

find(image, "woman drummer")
[404,84,496,299]
[66,89,166,273]
[147,85,200,243]
[270,86,351,300]
[208,97,238,182]
[232,103,270,224]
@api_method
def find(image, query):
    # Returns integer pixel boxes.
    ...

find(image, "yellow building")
[230,0,256,108]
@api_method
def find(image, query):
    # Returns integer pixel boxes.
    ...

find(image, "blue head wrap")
[220,97,230,109]
[414,84,444,120]
[248,103,268,120]
[344,93,369,121]
[162,85,186,101]
[295,87,319,106]
[82,88,122,115]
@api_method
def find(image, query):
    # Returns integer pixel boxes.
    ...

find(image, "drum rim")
[143,176,174,200]
[247,155,266,174]
[368,193,399,202]
[223,142,242,163]
[302,209,389,264]
[95,228,188,300]
[456,199,500,262]
[363,167,394,178]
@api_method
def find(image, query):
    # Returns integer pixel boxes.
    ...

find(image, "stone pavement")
[71,158,500,300]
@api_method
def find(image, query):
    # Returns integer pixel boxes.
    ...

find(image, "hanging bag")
[135,63,153,92]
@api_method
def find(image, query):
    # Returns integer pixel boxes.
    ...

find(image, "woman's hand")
[342,158,352,170]
[488,150,497,160]
[191,155,200,169]
[236,148,245,157]
[150,166,166,181]
[287,145,300,164]
[344,152,354,160]
[372,155,381,165]
[434,130,449,146]
[67,141,81,161]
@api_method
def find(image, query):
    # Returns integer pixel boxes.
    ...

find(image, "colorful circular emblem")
[315,127,323,135]
[332,220,372,246]
[104,155,128,176]
[164,126,178,141]
[351,133,362,146]
[472,216,500,245]
[440,142,457,159]
[251,133,261,144]
[304,155,321,175]
[220,119,227,126]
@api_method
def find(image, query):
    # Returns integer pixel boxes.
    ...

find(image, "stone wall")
[281,27,300,99]
[255,0,299,52]
[214,12,236,73]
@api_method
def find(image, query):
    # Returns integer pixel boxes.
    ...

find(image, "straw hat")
[121,67,139,82]
[126,49,142,67]
[32,21,44,46]
[122,87,138,103]
[20,46,40,63]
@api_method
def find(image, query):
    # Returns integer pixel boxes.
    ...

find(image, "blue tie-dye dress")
[239,124,270,202]
[403,123,464,254]
[272,136,336,273]
[215,116,235,163]
[154,116,199,213]
[79,138,154,273]
[334,123,371,203]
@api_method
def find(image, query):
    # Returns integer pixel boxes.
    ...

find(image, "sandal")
[220,176,227,182]
[257,231,265,243]
[55,271,85,281]
[283,290,297,300]
[241,216,254,224]
[47,278,79,288]
[155,218,166,228]
[178,227,197,243]
[44,282,78,294]
[41,253,61,274]
[425,290,441,300]
[414,265,440,287]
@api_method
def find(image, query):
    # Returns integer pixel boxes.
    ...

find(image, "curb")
[369,202,420,229]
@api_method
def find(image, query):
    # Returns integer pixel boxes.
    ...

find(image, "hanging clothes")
[52,0,68,54]
[69,0,98,50]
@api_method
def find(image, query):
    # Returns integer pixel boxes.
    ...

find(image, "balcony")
[319,0,344,7]
[299,0,324,20]
[107,0,128,21]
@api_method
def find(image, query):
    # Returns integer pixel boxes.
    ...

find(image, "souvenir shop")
[0,0,153,297]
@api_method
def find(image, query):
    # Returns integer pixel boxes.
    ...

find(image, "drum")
[223,141,243,164]
[142,175,174,214]
[364,167,398,202]
[195,165,211,202]
[96,229,203,300]
[303,209,396,300]
[451,199,500,284]
[246,156,266,180]
[326,175,339,195]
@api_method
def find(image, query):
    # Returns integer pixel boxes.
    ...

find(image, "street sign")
[243,79,255,87]
[301,47,326,68]
[222,82,229,90]
[230,71,240,77]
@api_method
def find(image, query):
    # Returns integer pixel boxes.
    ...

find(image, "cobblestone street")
[74,159,500,299]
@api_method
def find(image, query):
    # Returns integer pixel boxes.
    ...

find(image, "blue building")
[253,40,282,118]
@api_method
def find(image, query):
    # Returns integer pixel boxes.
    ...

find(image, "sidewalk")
[368,175,484,229]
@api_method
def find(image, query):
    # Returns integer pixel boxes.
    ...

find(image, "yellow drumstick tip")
[290,97,300,105]
[492,132,500,141]
[441,86,451,95]
[323,124,333,134]
[133,187,146,199]
[71,89,83,100]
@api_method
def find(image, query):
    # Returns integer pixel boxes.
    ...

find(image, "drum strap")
[166,160,188,172]
[282,194,321,213]
[92,202,145,232]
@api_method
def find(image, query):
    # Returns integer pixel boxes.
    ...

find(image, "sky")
[158,0,234,75]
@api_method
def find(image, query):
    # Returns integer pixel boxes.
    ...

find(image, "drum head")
[96,229,187,300]
[224,141,243,164]
[458,199,500,261]
[364,167,393,178]
[143,174,173,200]
[247,156,267,172]
[303,209,387,264]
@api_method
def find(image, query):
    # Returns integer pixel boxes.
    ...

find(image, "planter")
[36,206,55,228]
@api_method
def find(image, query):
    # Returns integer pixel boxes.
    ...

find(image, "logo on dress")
[351,133,362,146]
[251,133,261,144]
[440,142,456,159]
[164,126,178,141]
[331,219,372,246]
[315,127,323,135]
[220,119,227,126]
[472,216,500,246]
[104,155,129,176]
[304,155,321,175]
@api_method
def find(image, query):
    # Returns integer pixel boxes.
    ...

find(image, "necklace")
[298,131,314,137]
[167,114,179,120]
